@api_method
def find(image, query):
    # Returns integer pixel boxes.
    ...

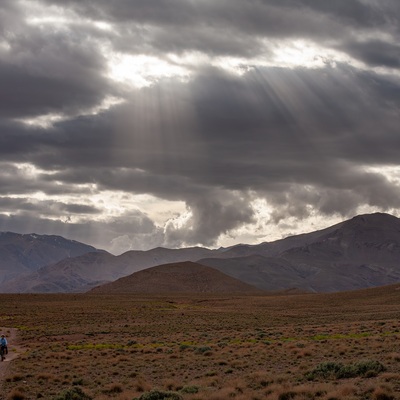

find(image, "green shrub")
[180,386,199,394]
[54,387,92,400]
[306,360,386,380]
[194,346,212,354]
[305,361,343,380]
[338,360,386,378]
[137,390,183,400]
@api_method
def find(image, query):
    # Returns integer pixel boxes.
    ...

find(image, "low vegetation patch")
[67,343,127,350]
[306,360,386,380]
[136,390,183,400]
[54,387,92,400]
[1,292,399,399]
[179,386,199,394]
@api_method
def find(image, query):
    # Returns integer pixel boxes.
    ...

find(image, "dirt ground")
[0,288,400,399]
[0,327,24,382]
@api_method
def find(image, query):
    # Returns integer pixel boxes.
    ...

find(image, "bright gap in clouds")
[24,0,113,32]
[15,96,124,128]
[108,54,192,88]
[91,192,186,227]
[272,40,334,68]
[106,51,252,88]
[365,165,400,186]
[106,40,341,89]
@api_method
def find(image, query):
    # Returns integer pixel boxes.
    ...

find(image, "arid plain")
[1,285,400,400]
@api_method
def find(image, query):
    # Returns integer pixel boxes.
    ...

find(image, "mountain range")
[1,212,400,293]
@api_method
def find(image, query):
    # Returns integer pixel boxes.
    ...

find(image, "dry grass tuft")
[102,382,124,394]
[6,388,26,400]
[371,384,396,400]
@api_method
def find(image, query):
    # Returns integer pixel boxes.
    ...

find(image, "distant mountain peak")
[347,212,399,224]
[0,232,100,287]
[335,212,400,239]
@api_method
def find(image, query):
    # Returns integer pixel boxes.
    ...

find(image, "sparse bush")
[278,391,296,400]
[102,383,123,394]
[351,360,386,378]
[306,360,386,380]
[6,375,23,383]
[194,346,212,354]
[137,389,183,400]
[135,377,151,392]
[54,387,92,400]
[180,385,199,394]
[305,362,343,380]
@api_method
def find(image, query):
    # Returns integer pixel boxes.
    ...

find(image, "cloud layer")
[1,0,400,252]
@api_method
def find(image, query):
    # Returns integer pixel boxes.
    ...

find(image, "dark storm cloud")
[282,0,394,27]
[38,0,391,35]
[1,0,397,123]
[0,160,96,196]
[0,58,110,119]
[5,64,396,175]
[0,1,22,36]
[2,64,400,203]
[36,0,400,60]
[1,0,400,250]
[342,40,400,68]
[0,197,99,216]
[0,4,115,120]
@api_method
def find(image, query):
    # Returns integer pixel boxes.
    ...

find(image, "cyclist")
[0,334,7,361]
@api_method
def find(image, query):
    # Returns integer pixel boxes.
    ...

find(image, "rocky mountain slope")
[90,261,265,294]
[200,213,400,292]
[0,232,99,285]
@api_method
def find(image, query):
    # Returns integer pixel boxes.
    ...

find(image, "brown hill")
[90,261,265,294]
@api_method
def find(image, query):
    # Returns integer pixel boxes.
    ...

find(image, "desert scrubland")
[1,286,400,399]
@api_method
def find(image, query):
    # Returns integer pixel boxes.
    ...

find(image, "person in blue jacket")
[0,334,8,360]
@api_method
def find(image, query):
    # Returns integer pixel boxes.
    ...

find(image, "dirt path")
[0,327,25,382]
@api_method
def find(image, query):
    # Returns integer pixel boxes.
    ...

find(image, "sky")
[1,0,400,254]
